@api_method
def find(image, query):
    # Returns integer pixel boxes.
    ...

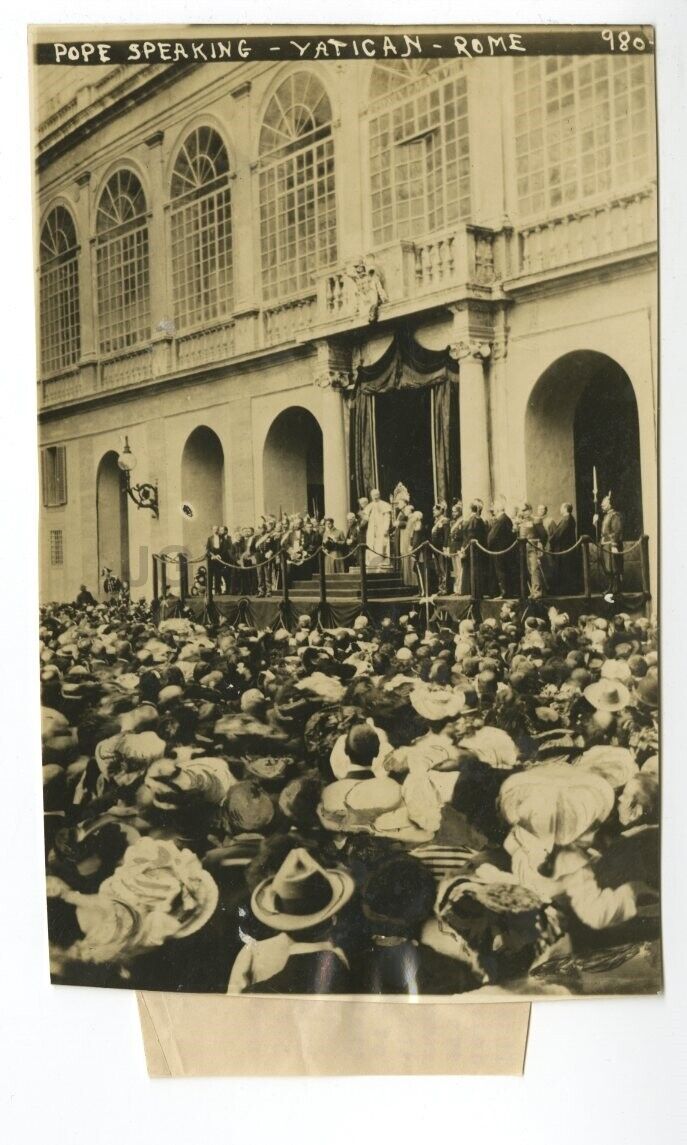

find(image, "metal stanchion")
[280,550,289,606]
[581,537,592,603]
[359,546,368,608]
[469,541,478,605]
[159,555,168,599]
[318,548,327,608]
[640,534,651,598]
[206,557,213,606]
[179,554,188,604]
[152,554,159,608]
[518,538,528,604]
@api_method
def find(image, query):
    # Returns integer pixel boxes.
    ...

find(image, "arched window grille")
[170,127,234,331]
[368,60,471,245]
[39,206,80,376]
[513,55,656,217]
[258,73,337,301]
[95,170,150,355]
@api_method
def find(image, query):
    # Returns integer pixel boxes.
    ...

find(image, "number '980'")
[601,29,650,52]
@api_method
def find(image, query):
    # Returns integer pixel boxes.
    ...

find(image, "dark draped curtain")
[433,378,460,507]
[349,329,459,506]
[349,390,378,507]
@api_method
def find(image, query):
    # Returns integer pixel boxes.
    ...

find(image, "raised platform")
[164,590,649,630]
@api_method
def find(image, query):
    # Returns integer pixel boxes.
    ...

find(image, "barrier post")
[518,538,528,603]
[280,549,289,606]
[469,541,477,603]
[640,534,651,598]
[206,556,213,606]
[179,554,188,603]
[152,554,159,607]
[359,546,368,608]
[581,537,592,602]
[318,548,328,607]
[159,555,167,599]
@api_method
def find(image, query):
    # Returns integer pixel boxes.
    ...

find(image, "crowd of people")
[41,586,659,996]
[199,484,626,602]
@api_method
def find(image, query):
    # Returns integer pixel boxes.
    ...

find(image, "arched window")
[39,206,80,375]
[95,170,150,355]
[258,73,337,301]
[368,60,471,245]
[170,127,234,331]
[513,55,656,217]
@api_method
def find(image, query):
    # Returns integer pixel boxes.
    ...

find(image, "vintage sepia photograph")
[34,24,660,998]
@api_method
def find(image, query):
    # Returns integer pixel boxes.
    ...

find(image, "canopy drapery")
[349,328,459,507]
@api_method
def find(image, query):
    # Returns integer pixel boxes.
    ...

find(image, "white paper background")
[2,0,685,1138]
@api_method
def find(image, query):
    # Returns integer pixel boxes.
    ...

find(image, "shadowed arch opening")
[182,427,225,558]
[263,407,324,519]
[97,451,130,592]
[526,351,643,538]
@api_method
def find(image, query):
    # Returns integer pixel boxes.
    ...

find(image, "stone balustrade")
[38,186,657,408]
[517,183,657,277]
[41,368,82,407]
[175,320,236,370]
[262,294,317,346]
[99,347,152,391]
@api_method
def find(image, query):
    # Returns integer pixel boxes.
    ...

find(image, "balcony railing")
[175,320,236,370]
[262,294,317,347]
[516,183,657,278]
[41,368,82,407]
[38,187,657,409]
[99,347,152,391]
[317,225,500,327]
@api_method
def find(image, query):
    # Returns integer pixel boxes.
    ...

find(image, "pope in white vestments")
[364,489,393,571]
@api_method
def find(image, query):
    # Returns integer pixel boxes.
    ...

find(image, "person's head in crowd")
[451,500,462,519]
[469,499,483,516]
[560,502,573,517]
[601,493,613,511]
[358,497,369,511]
[370,489,381,502]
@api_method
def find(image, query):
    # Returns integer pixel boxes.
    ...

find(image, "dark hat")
[361,855,436,933]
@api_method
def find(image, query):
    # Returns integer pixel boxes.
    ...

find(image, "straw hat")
[583,678,631,712]
[251,848,354,933]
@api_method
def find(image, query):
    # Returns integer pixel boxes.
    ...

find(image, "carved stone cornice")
[313,338,355,392]
[448,339,492,363]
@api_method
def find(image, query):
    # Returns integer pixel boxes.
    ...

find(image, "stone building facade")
[35,54,657,601]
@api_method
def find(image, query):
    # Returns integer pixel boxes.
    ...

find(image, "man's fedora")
[251,847,355,933]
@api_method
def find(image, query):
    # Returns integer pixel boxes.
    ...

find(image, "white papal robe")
[364,499,393,571]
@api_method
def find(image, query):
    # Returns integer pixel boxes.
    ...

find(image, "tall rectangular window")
[39,206,80,376]
[260,137,337,301]
[369,67,471,245]
[170,127,234,332]
[95,170,151,355]
[513,55,655,218]
[42,445,67,507]
[49,529,64,566]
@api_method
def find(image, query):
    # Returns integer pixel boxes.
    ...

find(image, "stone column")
[143,131,173,377]
[315,339,352,526]
[73,170,97,391]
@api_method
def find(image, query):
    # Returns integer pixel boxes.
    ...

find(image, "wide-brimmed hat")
[251,847,355,932]
[583,678,631,712]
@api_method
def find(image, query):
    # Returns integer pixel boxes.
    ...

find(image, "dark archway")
[96,451,130,592]
[263,407,324,519]
[526,351,643,538]
[182,427,225,558]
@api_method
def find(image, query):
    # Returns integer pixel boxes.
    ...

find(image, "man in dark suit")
[430,500,450,595]
[460,500,488,597]
[595,494,624,597]
[206,526,223,596]
[487,501,516,599]
[549,502,578,595]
